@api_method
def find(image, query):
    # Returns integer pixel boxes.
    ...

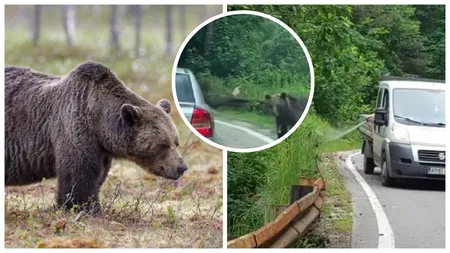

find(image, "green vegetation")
[227,4,445,245]
[228,113,325,235]
[229,4,445,126]
[178,14,310,102]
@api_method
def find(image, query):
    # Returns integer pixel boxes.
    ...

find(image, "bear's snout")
[177,162,188,175]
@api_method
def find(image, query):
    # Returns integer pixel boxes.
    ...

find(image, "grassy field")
[5,5,224,248]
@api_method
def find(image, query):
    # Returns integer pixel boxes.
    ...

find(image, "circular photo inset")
[172,10,314,152]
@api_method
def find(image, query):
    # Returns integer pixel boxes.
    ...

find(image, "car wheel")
[381,155,395,187]
[363,155,375,174]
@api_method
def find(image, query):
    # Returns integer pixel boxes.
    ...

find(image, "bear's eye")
[159,144,171,150]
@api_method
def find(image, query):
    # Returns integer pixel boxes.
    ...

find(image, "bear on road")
[265,92,308,138]
[5,61,187,214]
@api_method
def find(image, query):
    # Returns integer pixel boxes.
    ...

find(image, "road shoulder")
[334,151,379,248]
[298,152,353,248]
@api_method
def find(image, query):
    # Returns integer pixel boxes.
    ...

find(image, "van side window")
[382,89,389,109]
[376,88,384,108]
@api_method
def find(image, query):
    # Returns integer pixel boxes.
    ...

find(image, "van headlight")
[391,123,410,144]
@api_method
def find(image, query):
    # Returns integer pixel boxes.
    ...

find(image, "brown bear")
[5,61,187,214]
[265,92,308,138]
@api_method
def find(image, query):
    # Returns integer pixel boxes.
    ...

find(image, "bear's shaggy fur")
[265,92,308,138]
[5,61,187,213]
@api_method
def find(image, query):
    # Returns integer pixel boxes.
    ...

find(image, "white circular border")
[172,10,315,153]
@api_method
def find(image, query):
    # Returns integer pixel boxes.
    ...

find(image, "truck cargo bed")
[358,114,373,141]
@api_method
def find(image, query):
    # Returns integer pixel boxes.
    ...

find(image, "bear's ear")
[265,94,271,100]
[157,99,171,114]
[280,92,287,99]
[121,104,141,125]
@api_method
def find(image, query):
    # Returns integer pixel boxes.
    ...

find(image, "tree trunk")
[62,5,76,46]
[201,6,209,23]
[110,5,119,50]
[204,23,214,58]
[32,5,41,46]
[179,5,186,39]
[134,5,142,57]
[165,5,173,56]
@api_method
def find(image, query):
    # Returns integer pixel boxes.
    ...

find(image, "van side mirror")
[374,108,388,126]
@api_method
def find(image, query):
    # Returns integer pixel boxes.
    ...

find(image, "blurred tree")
[353,5,425,77]
[415,5,445,79]
[166,5,173,56]
[32,5,41,46]
[201,6,210,23]
[61,5,76,46]
[180,5,186,39]
[204,22,213,58]
[134,5,142,57]
[110,5,120,50]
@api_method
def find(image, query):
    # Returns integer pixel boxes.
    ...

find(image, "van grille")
[418,150,446,163]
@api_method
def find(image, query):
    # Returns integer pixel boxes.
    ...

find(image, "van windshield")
[393,88,445,127]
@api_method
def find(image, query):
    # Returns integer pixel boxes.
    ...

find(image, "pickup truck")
[358,77,446,186]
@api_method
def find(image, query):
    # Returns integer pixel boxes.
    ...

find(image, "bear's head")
[265,92,289,117]
[118,99,188,180]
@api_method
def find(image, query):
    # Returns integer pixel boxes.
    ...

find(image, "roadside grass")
[320,131,361,153]
[319,153,352,232]
[214,105,360,153]
[5,5,223,248]
[228,111,357,246]
[228,113,324,236]
[292,152,352,248]
[214,107,275,130]
[303,152,352,248]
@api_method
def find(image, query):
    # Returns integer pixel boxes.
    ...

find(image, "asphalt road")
[212,116,278,149]
[335,151,445,248]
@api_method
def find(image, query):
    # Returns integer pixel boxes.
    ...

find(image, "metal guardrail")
[227,177,326,248]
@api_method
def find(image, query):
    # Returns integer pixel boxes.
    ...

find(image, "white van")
[359,77,446,186]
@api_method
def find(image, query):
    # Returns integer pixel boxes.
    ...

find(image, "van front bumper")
[388,142,445,180]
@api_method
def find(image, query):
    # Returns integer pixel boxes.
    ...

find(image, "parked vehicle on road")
[175,67,215,140]
[358,77,446,186]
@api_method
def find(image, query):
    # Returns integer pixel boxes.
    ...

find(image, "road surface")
[213,116,277,149]
[335,151,445,248]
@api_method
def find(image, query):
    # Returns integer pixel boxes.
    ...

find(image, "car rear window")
[176,73,195,103]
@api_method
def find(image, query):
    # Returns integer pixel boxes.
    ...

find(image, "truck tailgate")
[359,114,373,140]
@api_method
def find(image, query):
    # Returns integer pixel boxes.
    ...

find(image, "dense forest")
[228,5,445,126]
[178,14,311,101]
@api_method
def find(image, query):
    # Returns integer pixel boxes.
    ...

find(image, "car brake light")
[191,107,213,138]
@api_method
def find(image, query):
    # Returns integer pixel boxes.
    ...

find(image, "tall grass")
[228,113,326,236]
[227,112,361,236]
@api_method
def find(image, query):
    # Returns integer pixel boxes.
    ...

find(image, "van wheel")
[381,155,395,187]
[363,155,375,174]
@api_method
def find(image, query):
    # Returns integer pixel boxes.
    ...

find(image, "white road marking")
[346,152,396,248]
[214,119,275,144]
